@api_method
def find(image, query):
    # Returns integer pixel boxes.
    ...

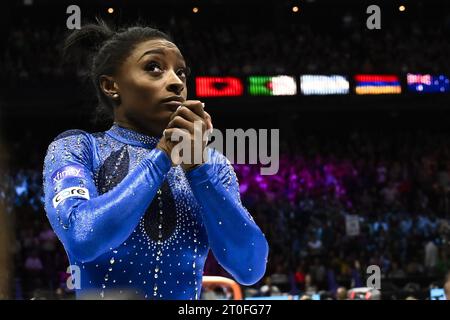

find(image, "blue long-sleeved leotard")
[42,123,268,299]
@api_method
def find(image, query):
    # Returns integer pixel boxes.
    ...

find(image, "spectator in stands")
[424,238,439,274]
[444,272,450,300]
[336,286,348,300]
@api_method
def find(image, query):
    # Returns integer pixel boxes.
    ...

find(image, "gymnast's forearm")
[186,165,268,285]
[46,149,171,262]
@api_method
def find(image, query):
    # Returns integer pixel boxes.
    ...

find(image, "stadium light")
[292,6,299,13]
[107,8,114,14]
[399,5,406,12]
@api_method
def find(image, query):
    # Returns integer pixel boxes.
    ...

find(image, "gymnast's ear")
[99,75,120,99]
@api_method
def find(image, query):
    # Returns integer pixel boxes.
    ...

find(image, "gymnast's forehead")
[130,39,185,64]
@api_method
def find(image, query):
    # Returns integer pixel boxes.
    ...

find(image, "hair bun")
[62,18,114,72]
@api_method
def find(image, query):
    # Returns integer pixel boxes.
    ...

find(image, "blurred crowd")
[1,129,450,299]
[175,18,450,76]
[232,129,450,299]
[1,12,450,86]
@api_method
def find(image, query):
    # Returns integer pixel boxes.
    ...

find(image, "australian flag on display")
[407,74,450,93]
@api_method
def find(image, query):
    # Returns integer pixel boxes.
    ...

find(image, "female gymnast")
[42,20,268,300]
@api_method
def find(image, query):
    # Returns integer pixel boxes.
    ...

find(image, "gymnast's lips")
[160,97,184,112]
[161,101,183,112]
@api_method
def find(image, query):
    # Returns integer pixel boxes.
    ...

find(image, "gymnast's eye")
[176,66,191,80]
[145,61,163,73]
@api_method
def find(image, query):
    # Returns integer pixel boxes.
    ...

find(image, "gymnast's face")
[108,38,188,136]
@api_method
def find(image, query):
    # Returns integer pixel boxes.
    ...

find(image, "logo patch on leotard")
[52,187,90,208]
[52,164,86,185]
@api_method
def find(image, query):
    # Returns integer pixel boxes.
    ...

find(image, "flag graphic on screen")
[248,76,297,96]
[354,75,402,95]
[407,74,450,93]
[195,77,244,97]
[300,75,349,95]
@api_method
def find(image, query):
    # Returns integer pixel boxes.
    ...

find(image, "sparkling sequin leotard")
[42,123,268,299]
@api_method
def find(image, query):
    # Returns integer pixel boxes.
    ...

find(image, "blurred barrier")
[0,140,12,299]
[202,276,243,300]
[246,295,299,300]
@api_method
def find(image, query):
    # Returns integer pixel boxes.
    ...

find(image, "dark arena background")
[1,0,450,304]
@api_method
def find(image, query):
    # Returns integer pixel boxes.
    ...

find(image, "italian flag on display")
[248,76,297,96]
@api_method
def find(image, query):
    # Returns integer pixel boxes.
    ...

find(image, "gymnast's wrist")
[181,163,203,172]
[144,147,172,173]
